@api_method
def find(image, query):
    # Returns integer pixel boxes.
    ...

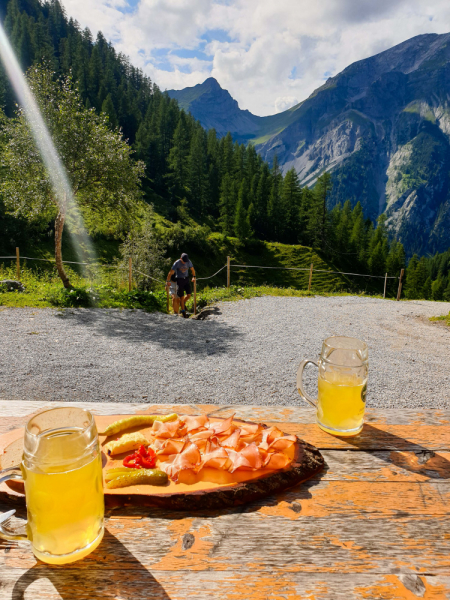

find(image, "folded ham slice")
[220,428,241,449]
[151,419,183,439]
[154,437,187,456]
[199,444,229,471]
[227,443,263,473]
[208,415,235,435]
[159,442,202,482]
[181,414,208,433]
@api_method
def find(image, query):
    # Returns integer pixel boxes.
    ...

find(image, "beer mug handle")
[0,469,28,541]
[297,359,319,408]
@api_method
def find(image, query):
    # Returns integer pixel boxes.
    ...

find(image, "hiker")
[166,253,196,318]
[165,273,179,314]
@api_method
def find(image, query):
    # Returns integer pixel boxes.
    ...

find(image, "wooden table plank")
[1,500,449,573]
[0,568,447,600]
[319,450,450,482]
[1,404,449,451]
[1,402,449,599]
[0,401,449,426]
[0,569,448,600]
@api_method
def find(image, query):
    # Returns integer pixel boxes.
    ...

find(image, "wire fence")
[1,250,405,312]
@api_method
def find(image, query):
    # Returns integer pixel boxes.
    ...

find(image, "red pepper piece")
[123,453,142,468]
[134,445,156,467]
[139,455,156,468]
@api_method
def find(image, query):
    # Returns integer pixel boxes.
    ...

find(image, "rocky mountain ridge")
[168,33,450,255]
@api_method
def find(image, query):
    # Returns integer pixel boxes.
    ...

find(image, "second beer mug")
[297,336,369,436]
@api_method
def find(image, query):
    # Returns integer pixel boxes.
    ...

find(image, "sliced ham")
[189,429,214,441]
[268,435,296,452]
[208,415,235,435]
[159,442,202,482]
[220,428,241,449]
[181,414,208,433]
[264,452,291,470]
[239,422,261,435]
[259,426,293,450]
[151,419,183,439]
[156,437,187,456]
[227,443,263,472]
[146,415,294,481]
[200,446,230,471]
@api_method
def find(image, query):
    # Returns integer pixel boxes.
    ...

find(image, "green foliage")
[431,276,446,301]
[308,172,332,250]
[0,263,165,310]
[117,206,169,290]
[403,251,450,301]
[1,65,144,233]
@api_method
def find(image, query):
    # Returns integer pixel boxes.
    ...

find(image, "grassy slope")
[1,222,390,309]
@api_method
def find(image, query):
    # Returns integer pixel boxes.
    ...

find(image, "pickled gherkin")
[104,468,132,481]
[99,413,178,437]
[106,469,168,489]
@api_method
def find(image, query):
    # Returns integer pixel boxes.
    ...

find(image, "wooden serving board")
[0,414,324,510]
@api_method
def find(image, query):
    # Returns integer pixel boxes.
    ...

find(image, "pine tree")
[281,168,301,243]
[431,277,446,301]
[254,164,270,238]
[368,242,385,275]
[218,173,236,235]
[423,277,432,300]
[350,204,367,267]
[234,194,251,241]
[443,279,450,301]
[405,255,420,299]
[307,172,332,250]
[187,127,210,216]
[166,113,190,201]
[267,155,284,240]
[101,93,118,129]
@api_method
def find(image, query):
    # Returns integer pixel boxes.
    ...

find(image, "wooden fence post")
[308,263,313,291]
[227,256,230,289]
[15,247,20,281]
[194,277,197,315]
[396,268,404,301]
[383,273,387,299]
[128,257,132,292]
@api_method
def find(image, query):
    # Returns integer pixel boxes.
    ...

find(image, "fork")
[0,509,16,527]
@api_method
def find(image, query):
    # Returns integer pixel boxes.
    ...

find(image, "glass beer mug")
[0,407,104,564]
[297,336,369,436]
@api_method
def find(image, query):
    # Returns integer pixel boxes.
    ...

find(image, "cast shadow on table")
[54,308,242,356]
[335,423,450,480]
[11,529,169,600]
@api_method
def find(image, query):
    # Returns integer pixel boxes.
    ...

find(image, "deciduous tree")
[1,65,144,288]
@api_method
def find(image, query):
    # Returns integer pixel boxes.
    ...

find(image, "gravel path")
[1,296,449,408]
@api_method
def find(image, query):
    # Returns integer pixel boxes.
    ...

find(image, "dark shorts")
[176,278,191,298]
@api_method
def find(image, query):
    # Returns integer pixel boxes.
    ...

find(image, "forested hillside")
[0,0,449,300]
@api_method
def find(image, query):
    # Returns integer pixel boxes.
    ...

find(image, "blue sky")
[61,0,450,115]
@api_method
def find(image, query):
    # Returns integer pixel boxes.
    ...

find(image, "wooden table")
[0,401,449,599]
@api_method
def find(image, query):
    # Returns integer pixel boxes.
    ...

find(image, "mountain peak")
[202,77,221,89]
[167,78,260,137]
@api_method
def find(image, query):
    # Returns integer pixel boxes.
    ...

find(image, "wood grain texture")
[0,403,449,600]
[1,494,449,573]
[1,405,449,451]
[0,569,448,600]
[0,401,449,425]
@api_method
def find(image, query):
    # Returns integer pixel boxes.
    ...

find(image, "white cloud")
[274,96,299,113]
[59,0,450,115]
